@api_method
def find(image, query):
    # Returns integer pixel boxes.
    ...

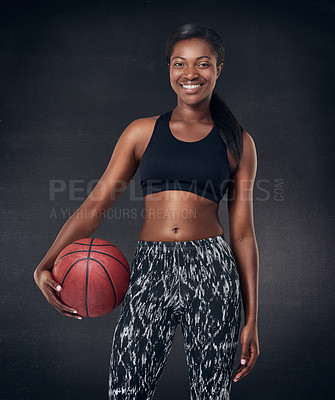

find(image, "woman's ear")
[217,63,223,79]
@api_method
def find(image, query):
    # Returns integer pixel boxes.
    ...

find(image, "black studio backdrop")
[1,1,334,399]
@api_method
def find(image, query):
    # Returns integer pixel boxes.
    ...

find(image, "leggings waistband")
[137,233,227,250]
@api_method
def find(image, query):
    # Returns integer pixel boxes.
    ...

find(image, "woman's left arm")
[227,131,260,383]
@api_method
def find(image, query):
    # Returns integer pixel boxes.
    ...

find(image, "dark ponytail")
[210,91,244,173]
[166,23,244,174]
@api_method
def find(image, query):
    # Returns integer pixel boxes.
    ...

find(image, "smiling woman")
[108,24,260,399]
[33,22,260,400]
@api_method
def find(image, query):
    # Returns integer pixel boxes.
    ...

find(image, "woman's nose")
[184,66,199,79]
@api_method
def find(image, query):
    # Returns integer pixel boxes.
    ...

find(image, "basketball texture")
[52,238,130,317]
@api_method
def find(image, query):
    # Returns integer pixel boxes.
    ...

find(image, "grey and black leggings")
[108,234,242,400]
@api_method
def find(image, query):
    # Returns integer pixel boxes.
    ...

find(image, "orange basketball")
[52,238,130,317]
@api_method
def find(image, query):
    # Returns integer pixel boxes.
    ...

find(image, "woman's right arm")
[34,118,144,319]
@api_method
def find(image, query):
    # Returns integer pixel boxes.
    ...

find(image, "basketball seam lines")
[59,258,88,301]
[86,238,94,318]
[90,258,118,309]
[54,250,130,275]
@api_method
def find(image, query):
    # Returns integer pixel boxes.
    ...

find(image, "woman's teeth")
[181,84,201,89]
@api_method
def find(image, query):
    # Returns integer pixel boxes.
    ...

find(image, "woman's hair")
[165,23,244,174]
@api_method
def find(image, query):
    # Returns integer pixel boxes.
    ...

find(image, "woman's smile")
[179,82,205,93]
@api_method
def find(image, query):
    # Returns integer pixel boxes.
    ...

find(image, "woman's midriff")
[138,191,224,242]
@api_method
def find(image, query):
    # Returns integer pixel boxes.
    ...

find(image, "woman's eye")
[173,62,210,68]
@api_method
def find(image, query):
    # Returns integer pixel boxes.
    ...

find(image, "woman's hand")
[233,323,260,382]
[33,268,83,320]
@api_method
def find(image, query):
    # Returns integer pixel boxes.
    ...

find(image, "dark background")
[1,0,334,399]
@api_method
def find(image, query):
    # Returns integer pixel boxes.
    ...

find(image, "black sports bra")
[139,110,231,204]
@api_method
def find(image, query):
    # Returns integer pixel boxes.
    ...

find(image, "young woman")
[34,23,260,399]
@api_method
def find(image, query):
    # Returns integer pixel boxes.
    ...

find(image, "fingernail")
[56,285,62,291]
[73,310,78,314]
[241,359,246,365]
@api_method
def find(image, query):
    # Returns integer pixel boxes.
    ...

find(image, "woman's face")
[169,38,222,107]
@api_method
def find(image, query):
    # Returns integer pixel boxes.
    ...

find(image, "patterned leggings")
[108,234,242,400]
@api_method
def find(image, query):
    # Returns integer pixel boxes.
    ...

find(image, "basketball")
[52,238,130,317]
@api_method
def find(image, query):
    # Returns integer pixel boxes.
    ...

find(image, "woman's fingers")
[233,324,260,383]
[43,278,83,319]
[34,269,83,319]
[233,343,259,382]
[46,275,63,293]
[46,288,83,319]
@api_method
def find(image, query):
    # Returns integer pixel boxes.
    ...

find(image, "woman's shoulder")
[119,115,157,139]
[235,131,257,177]
[121,114,161,143]
[127,114,160,130]
[117,115,161,154]
[241,130,257,155]
[120,115,162,163]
